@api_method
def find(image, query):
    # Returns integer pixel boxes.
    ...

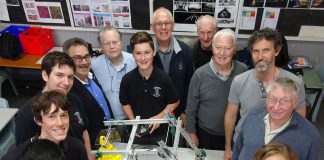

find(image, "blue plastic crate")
[0,25,30,52]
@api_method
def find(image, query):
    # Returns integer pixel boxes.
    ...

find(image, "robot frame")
[92,112,206,160]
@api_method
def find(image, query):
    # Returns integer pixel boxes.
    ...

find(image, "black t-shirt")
[15,92,89,145]
[120,67,179,137]
[2,136,88,160]
[194,41,213,70]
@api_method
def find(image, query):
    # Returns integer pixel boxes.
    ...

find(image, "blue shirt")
[92,51,136,120]
[84,78,111,121]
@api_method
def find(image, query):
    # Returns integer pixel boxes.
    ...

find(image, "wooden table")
[0,54,42,69]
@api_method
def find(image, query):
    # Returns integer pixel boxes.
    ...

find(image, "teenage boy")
[120,31,180,145]
[2,91,87,160]
[15,51,92,159]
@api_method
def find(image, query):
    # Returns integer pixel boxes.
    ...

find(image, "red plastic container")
[19,27,54,55]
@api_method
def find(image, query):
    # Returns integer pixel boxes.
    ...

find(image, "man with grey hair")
[151,7,194,124]
[63,37,113,151]
[191,15,218,69]
[232,77,320,160]
[92,26,136,142]
[185,29,247,150]
[224,28,306,160]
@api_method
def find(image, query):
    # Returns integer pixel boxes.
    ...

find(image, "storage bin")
[0,25,30,52]
[19,27,54,55]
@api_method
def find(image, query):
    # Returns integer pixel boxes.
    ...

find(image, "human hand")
[180,113,186,128]
[224,148,233,160]
[188,133,199,147]
[148,115,161,134]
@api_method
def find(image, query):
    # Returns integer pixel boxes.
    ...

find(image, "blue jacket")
[153,37,194,117]
[233,111,321,160]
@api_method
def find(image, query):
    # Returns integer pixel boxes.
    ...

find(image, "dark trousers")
[197,126,225,150]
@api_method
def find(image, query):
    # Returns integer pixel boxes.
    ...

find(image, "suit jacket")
[70,73,113,149]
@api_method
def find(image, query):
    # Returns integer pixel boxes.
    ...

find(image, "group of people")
[1,7,321,160]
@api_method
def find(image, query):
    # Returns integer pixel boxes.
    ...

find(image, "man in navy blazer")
[63,38,113,151]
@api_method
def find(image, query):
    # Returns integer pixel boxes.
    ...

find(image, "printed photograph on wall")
[6,0,19,6]
[288,0,311,8]
[173,0,215,31]
[243,0,265,7]
[49,6,63,19]
[311,0,324,7]
[265,0,288,7]
[37,6,50,18]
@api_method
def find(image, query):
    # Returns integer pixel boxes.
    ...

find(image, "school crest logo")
[153,86,161,97]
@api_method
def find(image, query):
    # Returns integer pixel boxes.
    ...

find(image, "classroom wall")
[52,29,324,69]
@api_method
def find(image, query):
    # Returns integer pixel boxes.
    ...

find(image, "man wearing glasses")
[63,37,114,151]
[232,77,320,160]
[186,29,247,150]
[224,28,306,160]
[151,7,194,124]
[92,26,136,141]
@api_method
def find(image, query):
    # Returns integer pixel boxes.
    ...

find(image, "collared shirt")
[264,113,292,144]
[209,59,234,81]
[156,38,173,74]
[75,73,111,121]
[91,51,136,120]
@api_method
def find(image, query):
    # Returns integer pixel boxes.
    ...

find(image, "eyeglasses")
[154,21,173,28]
[71,54,91,63]
[266,96,293,107]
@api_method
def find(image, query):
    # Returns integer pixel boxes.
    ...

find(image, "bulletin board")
[2,0,324,38]
[2,0,71,26]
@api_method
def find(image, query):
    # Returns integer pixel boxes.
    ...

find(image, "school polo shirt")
[120,67,179,119]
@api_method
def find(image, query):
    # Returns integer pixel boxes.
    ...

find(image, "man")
[120,31,179,145]
[3,91,87,160]
[92,26,136,121]
[63,37,114,149]
[224,28,306,159]
[15,51,92,159]
[191,15,218,70]
[186,29,247,150]
[232,77,320,160]
[151,7,194,123]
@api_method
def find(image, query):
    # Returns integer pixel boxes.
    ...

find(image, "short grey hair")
[97,26,122,45]
[266,77,300,98]
[212,28,236,47]
[63,37,88,54]
[152,7,174,23]
[196,15,217,31]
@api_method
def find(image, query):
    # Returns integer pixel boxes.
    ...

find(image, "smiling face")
[42,64,74,95]
[266,87,298,123]
[151,9,174,44]
[212,35,235,67]
[251,39,279,73]
[36,104,69,144]
[67,45,91,81]
[133,42,156,71]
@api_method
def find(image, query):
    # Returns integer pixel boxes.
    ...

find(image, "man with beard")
[63,37,114,151]
[224,28,306,160]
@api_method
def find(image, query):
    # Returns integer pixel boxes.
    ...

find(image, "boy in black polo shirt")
[120,31,180,145]
[2,91,87,160]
